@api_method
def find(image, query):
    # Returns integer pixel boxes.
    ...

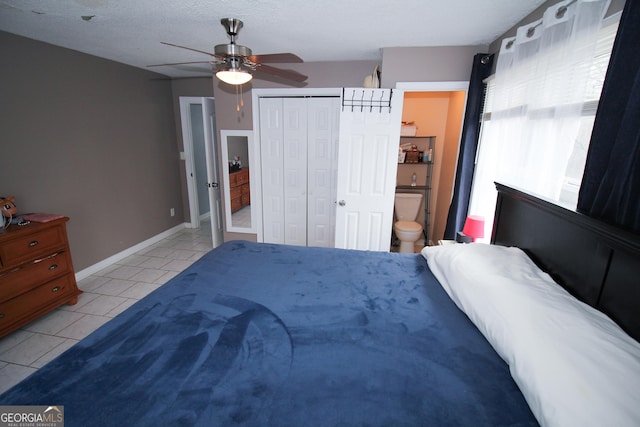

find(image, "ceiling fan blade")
[160,42,225,60]
[247,53,303,64]
[254,63,308,82]
[147,61,213,67]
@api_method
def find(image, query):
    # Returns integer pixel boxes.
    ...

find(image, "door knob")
[338,200,346,206]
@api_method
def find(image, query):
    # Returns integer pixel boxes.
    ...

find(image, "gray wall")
[380,45,488,87]
[212,61,378,133]
[0,31,183,271]
[227,136,250,170]
[0,29,500,268]
[210,50,489,135]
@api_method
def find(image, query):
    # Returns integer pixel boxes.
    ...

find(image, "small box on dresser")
[0,216,82,337]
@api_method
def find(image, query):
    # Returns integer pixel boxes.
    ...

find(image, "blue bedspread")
[1,241,537,426]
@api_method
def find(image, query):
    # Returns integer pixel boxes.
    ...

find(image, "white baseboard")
[75,223,188,282]
[183,212,210,229]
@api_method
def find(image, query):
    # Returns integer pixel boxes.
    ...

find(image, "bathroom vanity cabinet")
[397,136,435,243]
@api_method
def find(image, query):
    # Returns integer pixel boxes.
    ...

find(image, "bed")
[1,184,639,426]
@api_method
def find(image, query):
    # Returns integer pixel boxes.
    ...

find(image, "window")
[469,8,620,239]
[559,17,619,207]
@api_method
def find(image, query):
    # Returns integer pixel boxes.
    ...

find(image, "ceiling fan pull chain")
[234,83,245,113]
[236,84,241,112]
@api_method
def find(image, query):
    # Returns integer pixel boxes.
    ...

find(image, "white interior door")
[283,98,308,246]
[335,88,403,251]
[307,97,340,247]
[260,98,285,244]
[202,98,224,248]
[258,95,340,247]
[260,97,309,246]
[179,97,202,228]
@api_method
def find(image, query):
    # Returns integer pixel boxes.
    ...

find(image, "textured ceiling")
[0,0,547,78]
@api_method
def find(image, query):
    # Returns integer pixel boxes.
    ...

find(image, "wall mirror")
[220,130,256,234]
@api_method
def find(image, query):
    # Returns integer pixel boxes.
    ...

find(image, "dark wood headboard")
[492,183,640,342]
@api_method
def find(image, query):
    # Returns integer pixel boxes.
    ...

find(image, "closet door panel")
[307,98,340,247]
[258,95,339,247]
[283,98,308,246]
[259,98,285,244]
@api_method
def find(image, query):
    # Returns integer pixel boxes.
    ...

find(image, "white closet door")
[259,98,285,244]
[283,98,308,246]
[259,95,340,247]
[307,98,340,247]
[335,88,403,251]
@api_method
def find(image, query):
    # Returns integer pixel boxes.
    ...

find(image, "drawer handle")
[0,313,4,319]
[29,240,39,247]
[51,286,61,293]
[49,264,59,271]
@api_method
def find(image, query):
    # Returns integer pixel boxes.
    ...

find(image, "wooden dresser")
[229,168,250,213]
[0,217,82,337]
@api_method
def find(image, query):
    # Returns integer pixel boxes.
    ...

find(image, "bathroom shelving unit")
[396,136,435,245]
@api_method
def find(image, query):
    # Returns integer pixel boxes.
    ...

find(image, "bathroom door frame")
[395,81,469,243]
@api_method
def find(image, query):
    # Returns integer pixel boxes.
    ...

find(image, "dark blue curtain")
[443,53,494,239]
[577,0,640,234]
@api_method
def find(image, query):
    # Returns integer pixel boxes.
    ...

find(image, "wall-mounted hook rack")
[341,88,393,113]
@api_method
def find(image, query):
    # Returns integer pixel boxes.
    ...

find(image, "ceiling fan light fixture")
[153,18,306,83]
[216,68,252,85]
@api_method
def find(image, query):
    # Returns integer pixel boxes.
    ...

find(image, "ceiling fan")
[149,18,308,85]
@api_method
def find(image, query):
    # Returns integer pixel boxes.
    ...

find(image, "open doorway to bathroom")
[393,86,467,250]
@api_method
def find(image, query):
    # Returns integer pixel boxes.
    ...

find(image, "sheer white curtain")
[469,0,610,239]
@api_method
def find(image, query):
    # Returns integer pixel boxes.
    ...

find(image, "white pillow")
[422,243,640,427]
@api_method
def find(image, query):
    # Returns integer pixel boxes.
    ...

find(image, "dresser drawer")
[0,252,72,302]
[230,186,242,200]
[0,225,66,267]
[228,171,238,187]
[0,274,76,328]
[241,189,251,205]
[236,168,249,185]
[230,196,242,213]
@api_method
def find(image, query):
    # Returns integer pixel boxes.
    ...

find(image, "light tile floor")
[0,222,213,395]
[231,205,251,228]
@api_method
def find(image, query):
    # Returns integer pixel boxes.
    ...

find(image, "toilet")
[393,193,424,253]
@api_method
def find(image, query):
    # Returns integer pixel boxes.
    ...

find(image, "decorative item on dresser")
[228,168,250,213]
[0,216,82,337]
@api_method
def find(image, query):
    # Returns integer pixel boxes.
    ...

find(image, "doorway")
[396,82,468,244]
[179,97,224,248]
